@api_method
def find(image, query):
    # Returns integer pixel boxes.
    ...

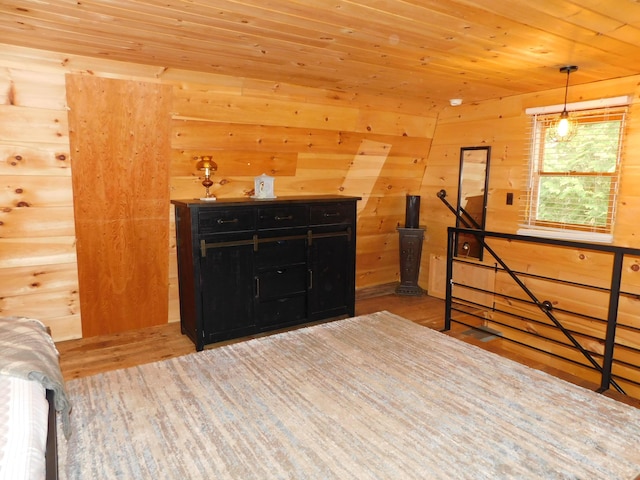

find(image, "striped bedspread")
[0,317,70,437]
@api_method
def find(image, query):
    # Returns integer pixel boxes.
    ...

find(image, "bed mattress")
[0,375,48,480]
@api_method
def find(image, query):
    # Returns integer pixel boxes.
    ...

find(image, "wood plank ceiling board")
[66,74,172,337]
[2,1,640,109]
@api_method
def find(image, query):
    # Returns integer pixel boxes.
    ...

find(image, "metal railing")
[442,225,640,396]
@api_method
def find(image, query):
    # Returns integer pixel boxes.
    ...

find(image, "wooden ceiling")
[2,0,640,109]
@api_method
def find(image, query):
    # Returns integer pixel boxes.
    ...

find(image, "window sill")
[516,228,613,244]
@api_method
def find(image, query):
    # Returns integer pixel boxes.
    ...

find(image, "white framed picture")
[252,173,276,199]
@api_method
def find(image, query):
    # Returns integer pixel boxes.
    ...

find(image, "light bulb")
[556,117,570,137]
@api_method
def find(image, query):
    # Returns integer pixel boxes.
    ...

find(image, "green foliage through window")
[528,108,625,233]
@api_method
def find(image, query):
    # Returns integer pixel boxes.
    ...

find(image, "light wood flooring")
[55,286,640,409]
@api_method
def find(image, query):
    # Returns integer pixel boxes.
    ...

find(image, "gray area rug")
[58,311,640,479]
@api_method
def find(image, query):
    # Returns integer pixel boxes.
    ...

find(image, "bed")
[0,317,70,480]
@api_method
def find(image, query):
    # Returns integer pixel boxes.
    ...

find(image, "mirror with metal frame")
[455,146,491,260]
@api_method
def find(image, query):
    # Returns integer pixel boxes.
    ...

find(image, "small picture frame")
[252,173,276,199]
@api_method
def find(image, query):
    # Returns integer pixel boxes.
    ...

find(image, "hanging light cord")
[562,69,570,113]
[559,65,578,113]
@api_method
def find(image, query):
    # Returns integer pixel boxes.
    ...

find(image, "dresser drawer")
[255,237,307,268]
[257,295,307,328]
[198,208,255,234]
[257,205,307,230]
[310,203,354,225]
[256,264,307,300]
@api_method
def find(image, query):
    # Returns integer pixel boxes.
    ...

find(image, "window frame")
[526,108,627,234]
[521,99,629,243]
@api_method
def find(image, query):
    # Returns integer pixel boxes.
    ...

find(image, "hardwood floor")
[55,287,444,381]
[55,286,640,409]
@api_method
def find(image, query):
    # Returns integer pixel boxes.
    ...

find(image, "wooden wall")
[421,75,640,289]
[3,42,640,349]
[419,75,640,265]
[0,44,434,341]
[420,75,640,397]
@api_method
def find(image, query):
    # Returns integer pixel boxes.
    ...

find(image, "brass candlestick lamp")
[195,155,217,201]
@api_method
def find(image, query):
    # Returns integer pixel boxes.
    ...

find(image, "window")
[521,100,628,242]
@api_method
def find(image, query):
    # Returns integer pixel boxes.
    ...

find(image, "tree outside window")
[526,108,626,236]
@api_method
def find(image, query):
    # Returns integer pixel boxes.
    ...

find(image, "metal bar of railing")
[449,225,640,257]
[437,190,640,393]
[437,190,632,393]
[451,283,640,389]
[446,226,625,394]
[444,225,455,330]
[455,279,608,327]
[600,251,624,392]
[437,189,481,229]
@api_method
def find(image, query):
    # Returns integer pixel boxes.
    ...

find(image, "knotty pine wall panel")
[486,238,616,289]
[1,288,79,321]
[0,144,71,176]
[0,44,436,341]
[0,61,80,340]
[0,175,73,207]
[0,263,78,297]
[169,77,433,298]
[419,75,640,287]
[170,149,298,177]
[0,262,80,339]
[0,207,74,237]
[295,154,353,177]
[0,236,77,268]
[0,104,69,143]
[171,121,429,156]
[422,76,640,394]
[172,89,362,132]
[621,255,640,293]
[0,68,67,110]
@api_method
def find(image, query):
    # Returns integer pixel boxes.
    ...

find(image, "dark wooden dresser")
[171,196,360,351]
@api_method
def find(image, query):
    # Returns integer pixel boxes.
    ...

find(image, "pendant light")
[549,65,578,142]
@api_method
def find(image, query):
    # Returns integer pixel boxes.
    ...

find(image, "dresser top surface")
[171,195,361,208]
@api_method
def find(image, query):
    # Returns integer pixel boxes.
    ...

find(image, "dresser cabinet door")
[308,233,352,320]
[200,242,255,343]
[308,203,356,320]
